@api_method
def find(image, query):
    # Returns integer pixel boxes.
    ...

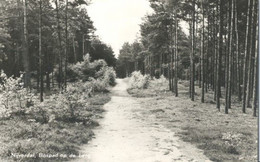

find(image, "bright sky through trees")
[87,0,152,57]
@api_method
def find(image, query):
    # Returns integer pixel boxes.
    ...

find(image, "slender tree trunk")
[226,0,234,113]
[242,0,252,113]
[225,0,230,111]
[52,71,54,88]
[199,29,202,88]
[252,15,258,117]
[205,4,209,93]
[22,0,30,89]
[39,0,43,102]
[64,0,68,90]
[189,0,195,101]
[217,0,224,110]
[249,0,258,106]
[55,0,63,90]
[170,18,174,92]
[213,5,217,101]
[174,9,178,97]
[37,61,39,91]
[46,73,50,90]
[246,0,256,108]
[171,48,174,92]
[235,0,241,101]
[201,0,205,103]
[169,20,173,91]
[73,36,77,63]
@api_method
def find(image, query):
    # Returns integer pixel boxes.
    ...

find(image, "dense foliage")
[0,56,116,122]
[0,0,116,91]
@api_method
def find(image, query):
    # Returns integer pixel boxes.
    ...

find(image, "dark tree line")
[0,0,117,101]
[117,0,258,116]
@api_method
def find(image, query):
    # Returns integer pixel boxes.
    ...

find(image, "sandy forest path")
[73,79,211,162]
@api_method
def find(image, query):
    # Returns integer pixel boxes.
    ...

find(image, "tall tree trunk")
[199,29,202,88]
[22,0,30,89]
[174,8,178,97]
[226,0,234,113]
[224,0,229,111]
[189,0,195,101]
[246,0,257,108]
[234,0,241,101]
[201,0,205,103]
[217,0,224,110]
[252,15,258,117]
[168,20,172,91]
[242,0,252,113]
[214,5,218,101]
[39,0,43,102]
[64,0,68,90]
[55,0,63,90]
[205,3,209,93]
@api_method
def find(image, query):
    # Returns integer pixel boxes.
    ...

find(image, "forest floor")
[128,79,257,162]
[72,79,212,162]
[0,92,111,162]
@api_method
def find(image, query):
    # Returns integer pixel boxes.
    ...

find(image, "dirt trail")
[72,79,211,162]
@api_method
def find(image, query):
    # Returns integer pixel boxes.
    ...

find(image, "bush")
[0,72,37,119]
[0,71,93,124]
[67,54,116,84]
[129,71,150,89]
[150,75,168,91]
[27,81,93,124]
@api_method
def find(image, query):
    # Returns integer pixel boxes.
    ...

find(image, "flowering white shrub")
[0,71,36,118]
[129,71,150,89]
[150,75,168,91]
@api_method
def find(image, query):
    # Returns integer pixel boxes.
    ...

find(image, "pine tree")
[242,0,252,113]
[201,0,205,103]
[22,0,31,88]
[217,0,224,110]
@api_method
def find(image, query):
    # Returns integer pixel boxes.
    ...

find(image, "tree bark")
[226,0,234,113]
[234,0,241,101]
[246,0,257,108]
[242,0,252,113]
[73,36,77,63]
[201,0,205,103]
[39,0,43,102]
[64,0,68,90]
[252,14,258,117]
[174,8,178,97]
[22,0,31,89]
[213,4,218,101]
[217,0,224,110]
[55,0,63,90]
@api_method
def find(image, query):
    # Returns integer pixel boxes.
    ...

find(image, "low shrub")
[129,71,150,89]
[0,70,109,124]
[66,54,116,88]
[0,72,36,119]
[150,75,168,91]
[26,81,92,124]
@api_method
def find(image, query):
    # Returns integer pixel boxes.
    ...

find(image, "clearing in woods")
[73,79,211,162]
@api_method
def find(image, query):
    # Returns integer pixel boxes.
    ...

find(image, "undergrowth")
[127,74,257,162]
[0,55,115,161]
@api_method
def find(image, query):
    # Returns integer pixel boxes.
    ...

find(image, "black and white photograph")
[0,0,258,161]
